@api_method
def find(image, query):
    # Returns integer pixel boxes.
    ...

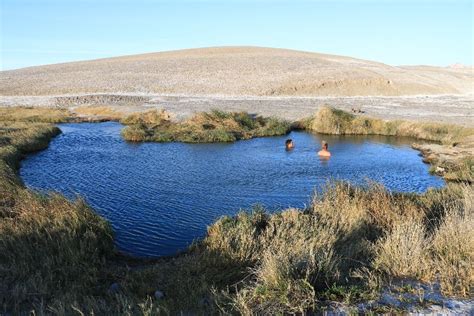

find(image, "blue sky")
[1,0,472,70]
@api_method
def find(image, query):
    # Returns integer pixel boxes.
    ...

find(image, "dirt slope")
[1,46,472,96]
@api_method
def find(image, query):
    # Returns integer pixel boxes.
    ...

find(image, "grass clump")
[203,183,473,314]
[306,106,473,145]
[121,109,291,143]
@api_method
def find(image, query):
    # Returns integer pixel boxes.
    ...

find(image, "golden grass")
[0,106,73,123]
[303,106,474,182]
[208,183,473,314]
[305,106,474,145]
[373,220,430,279]
[73,105,127,120]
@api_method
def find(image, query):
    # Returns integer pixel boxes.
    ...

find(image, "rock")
[154,290,164,299]
[108,282,121,294]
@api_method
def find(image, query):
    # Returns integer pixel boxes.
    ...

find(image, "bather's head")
[321,140,328,150]
[285,139,294,150]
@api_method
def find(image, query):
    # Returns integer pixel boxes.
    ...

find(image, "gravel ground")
[1,93,473,126]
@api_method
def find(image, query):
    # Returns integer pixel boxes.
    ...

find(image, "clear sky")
[1,0,472,70]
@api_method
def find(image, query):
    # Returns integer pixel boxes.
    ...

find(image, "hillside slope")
[0,46,472,96]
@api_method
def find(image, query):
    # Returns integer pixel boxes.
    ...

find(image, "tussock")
[306,106,473,145]
[121,109,291,142]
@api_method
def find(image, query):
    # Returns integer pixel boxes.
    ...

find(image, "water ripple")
[20,122,444,257]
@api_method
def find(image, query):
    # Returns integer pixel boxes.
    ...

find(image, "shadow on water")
[19,122,444,257]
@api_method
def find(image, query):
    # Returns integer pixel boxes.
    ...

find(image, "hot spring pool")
[20,122,444,257]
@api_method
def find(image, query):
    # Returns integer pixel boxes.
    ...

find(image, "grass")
[0,106,472,314]
[73,105,127,120]
[0,114,117,314]
[303,106,474,145]
[303,106,474,181]
[0,106,74,123]
[121,109,291,143]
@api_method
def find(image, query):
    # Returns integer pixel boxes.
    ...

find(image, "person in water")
[318,140,331,157]
[285,139,294,150]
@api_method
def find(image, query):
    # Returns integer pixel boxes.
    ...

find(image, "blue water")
[20,122,444,257]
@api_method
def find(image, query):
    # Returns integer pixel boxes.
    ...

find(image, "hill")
[1,46,472,96]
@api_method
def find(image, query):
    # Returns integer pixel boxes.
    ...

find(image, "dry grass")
[373,185,473,297]
[373,220,430,279]
[0,190,113,310]
[305,106,473,145]
[207,183,473,314]
[0,121,61,172]
[121,108,171,125]
[0,113,116,314]
[303,106,474,181]
[0,106,472,314]
[0,106,73,123]
[121,109,291,143]
[430,192,474,297]
[73,105,127,120]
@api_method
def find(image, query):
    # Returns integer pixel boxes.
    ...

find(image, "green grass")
[121,109,291,143]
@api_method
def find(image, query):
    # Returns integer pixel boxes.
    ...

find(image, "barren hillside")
[1,47,472,96]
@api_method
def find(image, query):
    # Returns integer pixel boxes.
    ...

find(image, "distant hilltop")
[0,46,472,96]
[448,63,470,69]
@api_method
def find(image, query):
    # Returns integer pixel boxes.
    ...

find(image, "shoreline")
[1,93,473,126]
[1,106,472,314]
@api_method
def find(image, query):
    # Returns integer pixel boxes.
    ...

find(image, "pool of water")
[20,122,444,257]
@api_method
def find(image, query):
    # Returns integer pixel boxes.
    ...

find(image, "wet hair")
[322,140,328,149]
[285,139,293,145]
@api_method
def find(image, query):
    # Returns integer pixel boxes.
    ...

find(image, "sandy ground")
[1,93,473,126]
[0,47,472,125]
[1,47,472,97]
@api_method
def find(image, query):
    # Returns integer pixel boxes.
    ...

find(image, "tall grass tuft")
[305,106,473,145]
[121,109,291,143]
